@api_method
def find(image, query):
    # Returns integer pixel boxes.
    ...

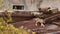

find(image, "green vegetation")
[0,12,36,34]
[6,12,13,23]
[0,0,5,8]
[0,17,32,34]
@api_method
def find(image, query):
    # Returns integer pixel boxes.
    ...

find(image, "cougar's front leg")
[35,21,38,26]
[41,23,45,27]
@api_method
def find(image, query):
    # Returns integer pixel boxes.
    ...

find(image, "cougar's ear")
[38,8,41,10]
[49,10,52,11]
[48,7,51,9]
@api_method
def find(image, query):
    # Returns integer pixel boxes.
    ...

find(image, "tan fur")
[34,18,45,27]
